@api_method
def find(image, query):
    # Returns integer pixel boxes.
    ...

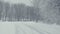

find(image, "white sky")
[2,0,32,6]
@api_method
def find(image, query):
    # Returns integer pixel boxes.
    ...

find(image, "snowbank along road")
[0,22,60,34]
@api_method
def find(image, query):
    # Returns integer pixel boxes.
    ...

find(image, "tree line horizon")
[0,1,41,22]
[0,0,60,25]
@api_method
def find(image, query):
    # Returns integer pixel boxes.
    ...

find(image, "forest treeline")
[0,1,41,22]
[0,0,60,25]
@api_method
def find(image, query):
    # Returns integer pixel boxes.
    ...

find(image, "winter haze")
[1,0,32,6]
[0,0,60,34]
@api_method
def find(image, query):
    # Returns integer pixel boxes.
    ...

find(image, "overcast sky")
[2,0,32,6]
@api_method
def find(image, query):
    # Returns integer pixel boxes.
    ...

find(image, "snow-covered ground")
[0,21,60,34]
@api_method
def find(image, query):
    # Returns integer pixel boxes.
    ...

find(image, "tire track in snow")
[15,24,41,34]
[23,24,44,34]
[15,24,26,34]
[24,24,50,34]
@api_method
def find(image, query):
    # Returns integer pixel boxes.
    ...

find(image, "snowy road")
[0,22,60,34]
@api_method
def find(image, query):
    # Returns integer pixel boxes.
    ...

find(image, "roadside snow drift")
[0,22,60,34]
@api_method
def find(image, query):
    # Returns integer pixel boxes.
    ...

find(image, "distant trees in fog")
[0,1,40,22]
[0,0,60,25]
[30,0,60,25]
[0,1,3,20]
